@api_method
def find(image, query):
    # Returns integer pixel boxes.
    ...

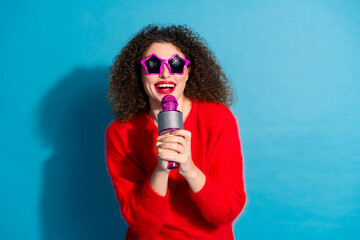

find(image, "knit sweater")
[105,100,246,240]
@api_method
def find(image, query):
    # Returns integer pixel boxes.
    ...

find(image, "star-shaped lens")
[169,55,186,74]
[145,55,162,73]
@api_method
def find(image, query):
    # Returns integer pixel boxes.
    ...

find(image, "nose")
[160,63,171,78]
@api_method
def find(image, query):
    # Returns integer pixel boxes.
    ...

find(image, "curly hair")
[107,24,234,122]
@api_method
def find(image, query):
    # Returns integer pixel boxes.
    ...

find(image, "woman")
[106,24,246,240]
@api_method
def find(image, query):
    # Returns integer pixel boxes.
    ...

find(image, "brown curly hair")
[107,24,234,122]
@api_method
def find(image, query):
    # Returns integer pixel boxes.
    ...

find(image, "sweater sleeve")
[189,109,246,225]
[105,124,170,237]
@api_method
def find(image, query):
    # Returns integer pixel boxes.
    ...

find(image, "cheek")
[183,69,190,82]
[178,74,189,85]
[141,75,157,91]
[141,68,152,84]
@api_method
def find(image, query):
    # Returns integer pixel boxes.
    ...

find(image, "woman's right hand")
[150,132,174,196]
[156,131,177,173]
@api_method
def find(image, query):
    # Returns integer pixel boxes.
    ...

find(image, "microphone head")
[161,95,178,111]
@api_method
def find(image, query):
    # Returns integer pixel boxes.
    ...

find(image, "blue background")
[1,0,359,239]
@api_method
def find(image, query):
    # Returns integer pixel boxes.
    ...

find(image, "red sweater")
[106,100,246,240]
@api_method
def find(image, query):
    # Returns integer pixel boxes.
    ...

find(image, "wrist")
[184,166,206,193]
[182,164,199,180]
[150,166,170,197]
[154,165,170,176]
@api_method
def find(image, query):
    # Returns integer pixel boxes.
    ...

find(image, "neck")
[148,95,190,127]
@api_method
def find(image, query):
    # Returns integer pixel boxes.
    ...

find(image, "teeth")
[156,84,175,88]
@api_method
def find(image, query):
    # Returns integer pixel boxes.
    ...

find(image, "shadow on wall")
[38,67,127,240]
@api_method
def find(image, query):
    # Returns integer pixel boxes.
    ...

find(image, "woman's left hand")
[156,129,195,178]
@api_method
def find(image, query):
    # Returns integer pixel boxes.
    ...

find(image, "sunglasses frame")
[140,53,190,75]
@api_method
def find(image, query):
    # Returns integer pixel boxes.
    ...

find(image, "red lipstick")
[154,81,176,94]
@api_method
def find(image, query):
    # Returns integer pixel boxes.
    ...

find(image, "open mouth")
[154,82,176,94]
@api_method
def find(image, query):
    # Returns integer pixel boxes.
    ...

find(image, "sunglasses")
[140,53,190,75]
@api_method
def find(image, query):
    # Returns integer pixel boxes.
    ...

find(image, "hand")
[156,130,195,178]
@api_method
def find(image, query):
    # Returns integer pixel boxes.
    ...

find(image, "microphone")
[157,95,183,169]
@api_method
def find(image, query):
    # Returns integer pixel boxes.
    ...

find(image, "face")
[141,42,190,108]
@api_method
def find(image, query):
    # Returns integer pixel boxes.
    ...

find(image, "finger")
[156,138,184,150]
[158,152,180,161]
[157,132,172,141]
[157,147,179,155]
[170,130,191,141]
[157,135,176,147]
[158,135,186,146]
[158,142,185,154]
[159,154,183,163]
